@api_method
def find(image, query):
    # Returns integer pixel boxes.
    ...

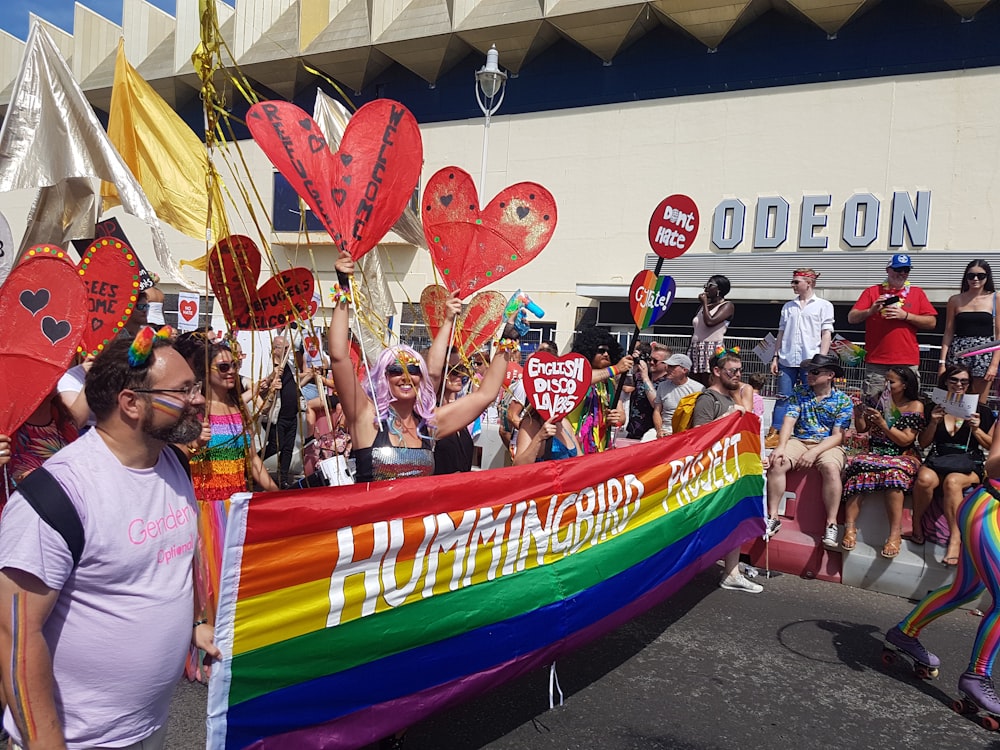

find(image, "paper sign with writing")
[628,271,675,329]
[207,235,314,330]
[423,167,557,298]
[247,99,422,261]
[523,352,592,422]
[0,247,88,435]
[830,334,865,366]
[77,237,142,355]
[753,333,776,364]
[176,292,201,332]
[73,217,156,292]
[930,388,978,419]
[647,194,699,260]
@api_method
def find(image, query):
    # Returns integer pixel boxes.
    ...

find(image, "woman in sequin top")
[328,251,511,483]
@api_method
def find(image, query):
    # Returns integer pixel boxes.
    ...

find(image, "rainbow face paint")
[149,395,185,418]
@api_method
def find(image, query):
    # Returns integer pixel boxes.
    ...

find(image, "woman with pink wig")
[329,252,511,482]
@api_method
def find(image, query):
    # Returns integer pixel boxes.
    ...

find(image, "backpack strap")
[16,468,85,568]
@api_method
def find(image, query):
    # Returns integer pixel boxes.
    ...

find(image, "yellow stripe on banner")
[233,579,330,654]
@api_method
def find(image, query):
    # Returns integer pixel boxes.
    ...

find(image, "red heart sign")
[523,352,592,422]
[0,247,88,435]
[77,236,141,355]
[246,99,422,261]
[423,167,557,297]
[629,271,676,330]
[419,285,507,360]
[648,194,699,259]
[179,300,198,322]
[206,235,314,330]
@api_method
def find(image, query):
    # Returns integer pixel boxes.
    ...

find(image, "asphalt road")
[166,567,994,749]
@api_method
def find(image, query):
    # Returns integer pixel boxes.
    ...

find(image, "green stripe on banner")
[228,473,761,706]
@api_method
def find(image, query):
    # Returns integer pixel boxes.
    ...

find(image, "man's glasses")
[807,368,833,376]
[133,382,203,401]
[134,303,149,311]
[966,272,988,281]
[721,367,742,376]
[948,376,971,386]
[212,362,236,374]
[889,267,910,275]
[596,346,610,355]
[386,363,422,377]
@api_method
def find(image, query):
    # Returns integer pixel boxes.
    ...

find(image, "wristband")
[607,367,615,379]
[938,360,945,364]
[194,618,208,628]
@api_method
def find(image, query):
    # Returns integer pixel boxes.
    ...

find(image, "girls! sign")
[523,352,592,421]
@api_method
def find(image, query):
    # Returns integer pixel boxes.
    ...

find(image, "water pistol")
[503,290,545,336]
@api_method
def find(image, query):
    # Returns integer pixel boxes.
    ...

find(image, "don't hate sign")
[523,352,592,422]
[647,194,699,259]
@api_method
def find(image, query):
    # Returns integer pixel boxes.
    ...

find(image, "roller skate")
[952,672,1000,731]
[881,625,940,680]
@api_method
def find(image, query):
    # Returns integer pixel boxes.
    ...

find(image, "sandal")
[881,534,902,559]
[907,530,925,546]
[841,523,857,551]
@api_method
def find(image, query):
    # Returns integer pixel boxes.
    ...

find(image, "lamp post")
[475,45,508,197]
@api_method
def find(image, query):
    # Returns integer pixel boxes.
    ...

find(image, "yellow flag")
[102,39,225,241]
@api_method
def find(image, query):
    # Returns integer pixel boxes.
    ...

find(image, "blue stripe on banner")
[224,494,762,750]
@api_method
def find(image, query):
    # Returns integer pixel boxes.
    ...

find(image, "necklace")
[881,279,910,300]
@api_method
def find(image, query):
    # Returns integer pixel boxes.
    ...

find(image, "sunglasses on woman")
[386,363,422,377]
[596,346,610,355]
[447,366,471,379]
[212,362,236,374]
[947,376,970,386]
[966,272,988,281]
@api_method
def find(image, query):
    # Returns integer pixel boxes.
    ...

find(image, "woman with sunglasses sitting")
[939,259,1000,404]
[329,252,511,483]
[911,364,994,565]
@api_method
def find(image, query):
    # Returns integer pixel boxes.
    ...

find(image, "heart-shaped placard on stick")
[523,352,592,423]
[207,235,314,330]
[0,248,88,435]
[247,99,422,261]
[423,167,557,297]
[77,237,141,355]
[419,285,506,358]
[629,271,676,330]
[647,194,699,260]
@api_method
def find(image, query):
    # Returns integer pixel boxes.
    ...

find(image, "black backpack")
[14,445,191,568]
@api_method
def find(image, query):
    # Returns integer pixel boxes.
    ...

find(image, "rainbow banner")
[206,413,764,749]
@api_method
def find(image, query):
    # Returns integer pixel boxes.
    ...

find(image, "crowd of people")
[2,251,1000,747]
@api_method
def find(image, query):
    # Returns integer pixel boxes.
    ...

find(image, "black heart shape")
[307,134,326,154]
[516,206,530,220]
[19,288,50,315]
[342,175,352,185]
[332,189,347,208]
[42,316,72,345]
[340,153,353,167]
[440,195,453,208]
[91,318,103,332]
[297,118,313,131]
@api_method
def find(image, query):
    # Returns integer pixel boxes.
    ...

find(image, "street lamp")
[475,45,508,197]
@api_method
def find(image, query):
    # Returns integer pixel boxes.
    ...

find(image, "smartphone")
[881,295,900,306]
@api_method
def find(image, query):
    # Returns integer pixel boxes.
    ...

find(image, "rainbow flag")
[206,413,764,749]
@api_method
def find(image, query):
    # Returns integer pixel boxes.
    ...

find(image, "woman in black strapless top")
[940,259,1000,404]
[328,251,511,483]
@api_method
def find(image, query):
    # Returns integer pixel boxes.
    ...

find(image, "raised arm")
[435,349,512,438]
[425,291,462,393]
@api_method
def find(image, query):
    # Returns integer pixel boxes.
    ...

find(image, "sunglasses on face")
[386,363,422,377]
[721,367,742,376]
[212,362,236,374]
[134,303,149,311]
[966,272,988,281]
[807,368,833,376]
[447,366,471,379]
[596,346,610,355]
[948,376,970,386]
[889,267,910,275]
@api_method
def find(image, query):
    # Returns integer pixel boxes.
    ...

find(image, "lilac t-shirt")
[0,429,197,748]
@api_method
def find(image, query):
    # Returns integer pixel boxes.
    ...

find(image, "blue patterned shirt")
[785,387,854,442]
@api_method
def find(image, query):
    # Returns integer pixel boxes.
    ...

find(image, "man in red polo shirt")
[848,254,937,399]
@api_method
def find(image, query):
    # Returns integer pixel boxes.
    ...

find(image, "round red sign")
[647,194,699,260]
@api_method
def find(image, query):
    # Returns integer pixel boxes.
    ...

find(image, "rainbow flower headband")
[129,326,173,367]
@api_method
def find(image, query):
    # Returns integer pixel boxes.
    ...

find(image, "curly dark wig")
[571,326,624,365]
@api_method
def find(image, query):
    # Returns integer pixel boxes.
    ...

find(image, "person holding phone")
[938,259,1000,404]
[847,254,938,400]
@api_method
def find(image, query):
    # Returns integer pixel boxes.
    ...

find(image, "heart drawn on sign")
[629,271,677,330]
[179,300,197,322]
[422,167,557,298]
[0,248,88,435]
[76,236,142,354]
[246,99,422,261]
[207,235,315,331]
[420,285,507,359]
[523,352,593,423]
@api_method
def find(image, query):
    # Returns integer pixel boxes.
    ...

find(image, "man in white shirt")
[652,353,704,437]
[766,268,835,448]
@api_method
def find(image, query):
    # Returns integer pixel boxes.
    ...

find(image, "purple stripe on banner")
[246,514,764,750]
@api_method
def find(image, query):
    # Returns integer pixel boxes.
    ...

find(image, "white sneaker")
[764,516,781,539]
[822,523,839,550]
[720,573,763,593]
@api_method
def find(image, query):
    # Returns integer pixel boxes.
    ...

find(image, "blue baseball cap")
[888,253,912,269]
